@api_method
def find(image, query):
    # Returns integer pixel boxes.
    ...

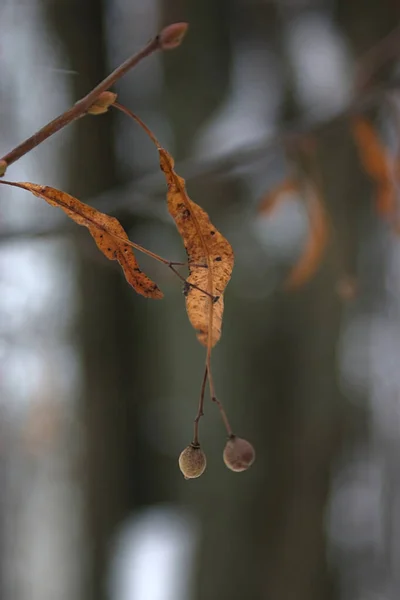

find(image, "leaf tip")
[158,22,188,50]
[151,286,164,300]
[0,160,7,177]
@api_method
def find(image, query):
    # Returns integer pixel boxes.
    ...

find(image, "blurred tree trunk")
[44,2,140,599]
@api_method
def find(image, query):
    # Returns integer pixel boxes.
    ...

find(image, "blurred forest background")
[1,0,400,599]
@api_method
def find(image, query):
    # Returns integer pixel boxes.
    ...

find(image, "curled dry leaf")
[3,181,163,299]
[159,149,234,347]
[284,181,329,290]
[121,108,234,347]
[351,116,395,217]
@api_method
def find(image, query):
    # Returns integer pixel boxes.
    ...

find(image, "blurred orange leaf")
[285,182,329,290]
[257,175,329,289]
[258,178,298,215]
[351,116,396,217]
[3,181,163,299]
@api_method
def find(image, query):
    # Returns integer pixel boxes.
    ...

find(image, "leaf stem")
[206,340,233,437]
[0,24,187,173]
[167,263,215,299]
[193,366,208,445]
[113,103,161,147]
[211,395,233,437]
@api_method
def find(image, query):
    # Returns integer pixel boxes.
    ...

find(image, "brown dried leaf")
[351,116,396,217]
[8,182,163,298]
[285,182,329,290]
[159,149,234,347]
[112,106,234,347]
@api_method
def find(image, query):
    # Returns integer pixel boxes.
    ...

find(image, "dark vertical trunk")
[43,2,138,599]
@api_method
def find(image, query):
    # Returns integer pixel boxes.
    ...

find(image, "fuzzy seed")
[179,444,206,479]
[223,436,255,472]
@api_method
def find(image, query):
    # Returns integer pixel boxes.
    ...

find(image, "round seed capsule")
[223,436,255,472]
[179,444,206,479]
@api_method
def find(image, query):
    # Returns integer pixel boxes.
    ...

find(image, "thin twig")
[169,261,207,268]
[193,366,208,445]
[205,332,233,437]
[113,102,160,145]
[205,291,233,437]
[167,263,215,299]
[211,396,233,438]
[0,23,187,173]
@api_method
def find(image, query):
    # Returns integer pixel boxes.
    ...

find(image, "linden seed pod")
[179,444,206,479]
[223,436,255,472]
